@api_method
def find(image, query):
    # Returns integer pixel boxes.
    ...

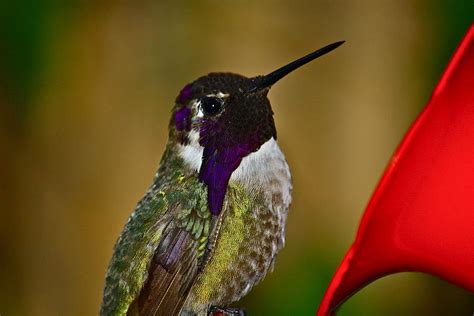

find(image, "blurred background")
[0,1,473,315]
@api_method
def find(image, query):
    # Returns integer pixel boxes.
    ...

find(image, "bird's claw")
[208,305,246,316]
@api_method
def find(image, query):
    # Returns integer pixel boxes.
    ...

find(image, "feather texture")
[101,133,292,316]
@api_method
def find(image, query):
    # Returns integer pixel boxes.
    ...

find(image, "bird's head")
[171,41,344,215]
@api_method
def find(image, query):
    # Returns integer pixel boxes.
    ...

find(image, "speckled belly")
[182,186,286,315]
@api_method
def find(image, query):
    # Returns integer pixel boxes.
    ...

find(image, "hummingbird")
[100,41,344,316]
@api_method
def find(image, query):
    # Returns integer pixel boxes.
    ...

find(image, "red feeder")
[318,24,474,315]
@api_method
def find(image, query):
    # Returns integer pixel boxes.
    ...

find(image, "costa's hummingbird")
[100,41,344,316]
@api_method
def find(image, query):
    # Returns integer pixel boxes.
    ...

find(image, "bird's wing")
[100,184,173,316]
[127,176,220,316]
[100,174,217,316]
[128,207,219,316]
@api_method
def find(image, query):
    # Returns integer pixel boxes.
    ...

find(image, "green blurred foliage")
[0,1,472,315]
[0,1,57,114]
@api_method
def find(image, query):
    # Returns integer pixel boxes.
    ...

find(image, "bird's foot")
[208,305,246,316]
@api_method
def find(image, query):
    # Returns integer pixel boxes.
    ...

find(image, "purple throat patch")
[199,133,262,216]
[174,107,191,131]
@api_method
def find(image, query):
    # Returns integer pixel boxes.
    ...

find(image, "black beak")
[248,41,344,92]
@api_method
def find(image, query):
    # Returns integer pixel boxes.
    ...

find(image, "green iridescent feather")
[100,145,212,315]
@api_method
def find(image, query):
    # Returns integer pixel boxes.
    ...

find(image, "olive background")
[0,1,473,315]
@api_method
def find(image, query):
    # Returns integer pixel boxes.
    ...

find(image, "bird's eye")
[201,97,223,116]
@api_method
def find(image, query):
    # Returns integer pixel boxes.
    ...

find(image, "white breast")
[230,138,292,206]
